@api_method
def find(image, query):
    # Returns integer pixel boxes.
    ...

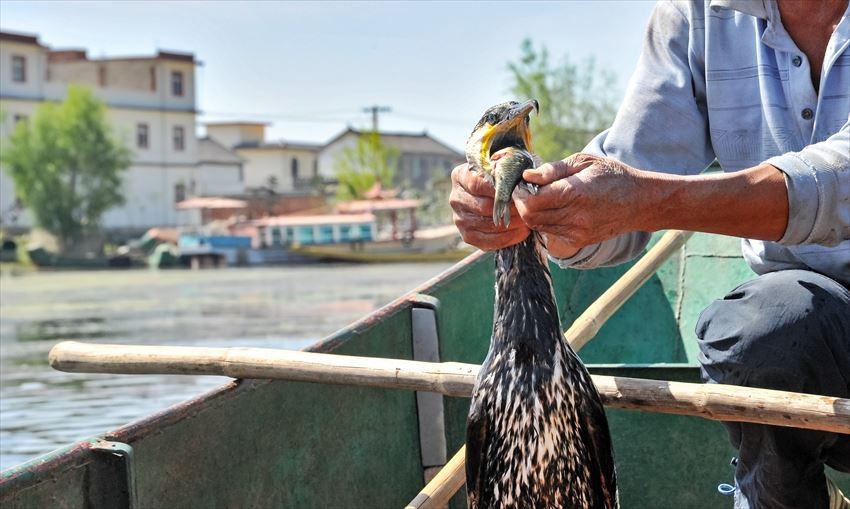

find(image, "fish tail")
[493,179,512,227]
[492,198,511,227]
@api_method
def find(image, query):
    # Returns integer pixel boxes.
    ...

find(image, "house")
[209,123,465,195]
[317,128,464,191]
[205,122,321,194]
[0,30,244,232]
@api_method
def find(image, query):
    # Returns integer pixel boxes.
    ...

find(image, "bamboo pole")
[404,448,466,509]
[49,342,477,396]
[565,229,692,350]
[406,229,693,508]
[49,341,850,434]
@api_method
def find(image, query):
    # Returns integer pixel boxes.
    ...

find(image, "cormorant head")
[464,99,538,176]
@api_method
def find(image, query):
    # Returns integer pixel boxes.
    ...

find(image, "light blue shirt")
[557,0,850,285]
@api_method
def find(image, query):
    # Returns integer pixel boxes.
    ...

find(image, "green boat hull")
[1,232,847,508]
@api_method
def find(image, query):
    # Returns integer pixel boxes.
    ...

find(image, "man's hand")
[514,153,646,258]
[450,164,530,250]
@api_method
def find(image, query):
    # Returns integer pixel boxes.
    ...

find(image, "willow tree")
[508,39,619,163]
[333,130,400,200]
[1,86,131,251]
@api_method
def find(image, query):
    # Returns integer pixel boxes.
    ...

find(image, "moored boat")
[1,231,847,508]
[289,225,472,263]
[26,246,140,269]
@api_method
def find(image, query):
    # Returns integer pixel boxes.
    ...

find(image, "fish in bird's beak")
[464,99,539,227]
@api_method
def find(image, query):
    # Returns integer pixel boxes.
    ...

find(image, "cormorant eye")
[487,113,498,124]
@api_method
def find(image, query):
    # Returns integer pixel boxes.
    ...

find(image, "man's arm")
[524,1,718,268]
[516,157,788,251]
[518,114,849,261]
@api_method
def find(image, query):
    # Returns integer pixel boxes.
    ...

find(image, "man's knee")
[696,270,850,395]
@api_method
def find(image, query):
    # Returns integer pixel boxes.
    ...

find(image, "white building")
[205,122,321,195]
[0,30,244,232]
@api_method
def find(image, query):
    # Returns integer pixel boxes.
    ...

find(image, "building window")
[98,65,107,87]
[296,226,314,244]
[149,66,157,91]
[313,159,319,177]
[12,55,26,83]
[173,126,185,151]
[412,157,422,180]
[359,224,372,241]
[291,158,299,182]
[339,225,351,241]
[171,71,184,96]
[174,183,186,203]
[270,227,282,246]
[136,123,149,149]
[318,225,334,244]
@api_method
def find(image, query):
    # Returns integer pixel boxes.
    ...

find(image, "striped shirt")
[557,0,850,285]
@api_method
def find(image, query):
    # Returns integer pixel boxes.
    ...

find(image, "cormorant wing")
[465,392,490,508]
[578,393,619,508]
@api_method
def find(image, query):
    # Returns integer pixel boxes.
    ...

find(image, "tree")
[333,130,400,200]
[507,39,619,162]
[1,86,131,251]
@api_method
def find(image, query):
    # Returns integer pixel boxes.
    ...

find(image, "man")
[450,1,849,508]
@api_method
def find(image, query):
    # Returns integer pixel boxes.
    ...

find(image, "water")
[0,263,453,471]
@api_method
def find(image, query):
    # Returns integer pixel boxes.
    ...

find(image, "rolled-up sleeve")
[552,1,716,269]
[766,116,850,246]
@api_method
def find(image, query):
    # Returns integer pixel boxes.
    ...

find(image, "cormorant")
[464,100,619,508]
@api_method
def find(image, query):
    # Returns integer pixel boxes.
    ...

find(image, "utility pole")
[362,105,391,132]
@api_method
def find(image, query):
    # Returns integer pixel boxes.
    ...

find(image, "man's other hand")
[515,153,645,258]
[450,164,530,251]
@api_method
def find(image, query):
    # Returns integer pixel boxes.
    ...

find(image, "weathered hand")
[450,164,530,251]
[514,153,645,258]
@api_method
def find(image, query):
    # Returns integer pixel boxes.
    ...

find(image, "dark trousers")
[696,269,850,509]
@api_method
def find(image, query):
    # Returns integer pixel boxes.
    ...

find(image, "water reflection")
[0,263,452,470]
[16,317,109,342]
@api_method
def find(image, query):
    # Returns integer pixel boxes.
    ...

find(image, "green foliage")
[417,166,454,227]
[508,38,619,162]
[0,86,131,250]
[333,131,400,200]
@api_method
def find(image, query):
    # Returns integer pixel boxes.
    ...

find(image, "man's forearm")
[638,163,789,241]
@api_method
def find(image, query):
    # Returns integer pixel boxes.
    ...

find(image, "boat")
[289,225,472,263]
[26,245,140,269]
[251,212,470,264]
[1,231,847,507]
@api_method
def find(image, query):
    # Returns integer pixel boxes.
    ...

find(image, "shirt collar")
[710,0,799,51]
[709,0,770,19]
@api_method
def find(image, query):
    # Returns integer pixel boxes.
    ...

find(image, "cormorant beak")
[505,99,539,123]
[485,99,538,159]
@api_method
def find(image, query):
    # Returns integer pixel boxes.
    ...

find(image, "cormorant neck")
[490,233,562,360]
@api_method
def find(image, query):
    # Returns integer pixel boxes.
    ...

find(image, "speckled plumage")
[464,102,618,509]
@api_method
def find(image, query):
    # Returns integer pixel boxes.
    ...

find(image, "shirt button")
[792,56,802,67]
[801,108,813,120]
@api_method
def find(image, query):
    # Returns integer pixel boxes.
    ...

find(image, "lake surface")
[0,263,454,471]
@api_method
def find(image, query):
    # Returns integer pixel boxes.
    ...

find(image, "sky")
[0,0,657,151]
